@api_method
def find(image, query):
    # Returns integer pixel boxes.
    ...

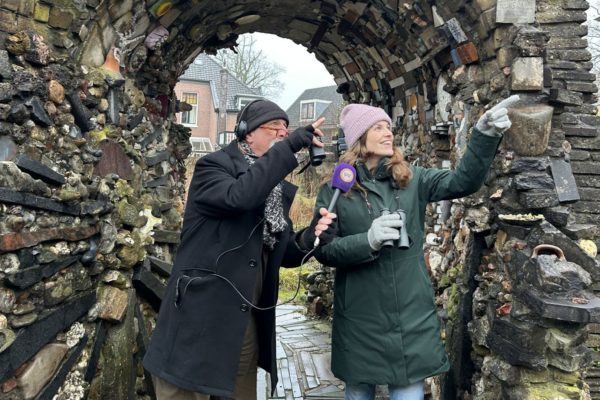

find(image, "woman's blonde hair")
[339,129,412,193]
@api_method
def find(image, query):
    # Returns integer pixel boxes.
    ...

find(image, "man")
[143,99,336,399]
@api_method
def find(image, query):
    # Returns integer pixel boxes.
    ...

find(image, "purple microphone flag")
[331,163,356,192]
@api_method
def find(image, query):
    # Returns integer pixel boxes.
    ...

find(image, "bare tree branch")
[213,35,286,100]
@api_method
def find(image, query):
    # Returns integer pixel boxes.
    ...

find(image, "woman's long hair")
[339,130,412,194]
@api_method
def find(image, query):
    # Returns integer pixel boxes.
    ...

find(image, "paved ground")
[257,304,345,400]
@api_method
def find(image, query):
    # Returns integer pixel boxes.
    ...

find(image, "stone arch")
[0,0,598,399]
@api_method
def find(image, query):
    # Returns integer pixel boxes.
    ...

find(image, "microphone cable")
[174,217,318,311]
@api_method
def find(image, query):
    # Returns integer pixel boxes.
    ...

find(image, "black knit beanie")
[236,100,289,140]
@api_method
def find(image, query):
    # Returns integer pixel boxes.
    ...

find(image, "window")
[218,131,236,147]
[190,137,213,154]
[238,97,260,110]
[300,101,315,120]
[181,92,198,126]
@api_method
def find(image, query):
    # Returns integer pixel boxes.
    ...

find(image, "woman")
[314,98,517,400]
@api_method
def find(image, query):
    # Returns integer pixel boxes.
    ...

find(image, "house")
[174,54,263,154]
[285,85,345,145]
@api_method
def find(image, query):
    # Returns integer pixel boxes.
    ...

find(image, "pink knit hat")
[340,104,392,148]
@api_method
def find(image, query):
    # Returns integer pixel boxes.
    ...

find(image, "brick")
[18,0,34,16]
[0,9,18,33]
[15,15,33,32]
[563,124,599,137]
[33,3,50,22]
[566,81,599,93]
[536,10,587,23]
[563,0,589,9]
[0,225,99,252]
[547,37,588,50]
[48,7,72,30]
[552,70,597,82]
[0,0,19,11]
[547,49,592,62]
[549,88,584,106]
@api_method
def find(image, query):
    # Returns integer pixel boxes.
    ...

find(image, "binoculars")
[381,208,410,249]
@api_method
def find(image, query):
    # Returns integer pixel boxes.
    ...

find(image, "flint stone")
[27,96,52,127]
[133,267,165,312]
[48,80,65,104]
[510,157,549,173]
[127,112,144,130]
[528,221,600,279]
[523,253,591,293]
[482,356,519,385]
[144,175,169,188]
[0,291,96,382]
[16,343,69,400]
[0,163,50,195]
[66,92,94,132]
[144,151,170,167]
[541,206,569,228]
[516,287,600,323]
[514,27,548,57]
[0,82,13,103]
[0,225,98,253]
[139,126,162,148]
[9,103,29,124]
[519,190,559,208]
[487,317,547,369]
[6,256,79,289]
[152,230,180,244]
[80,200,113,216]
[36,335,88,400]
[514,173,554,190]
[147,256,172,277]
[0,50,12,80]
[547,344,591,372]
[0,187,79,215]
[546,328,586,353]
[13,71,46,96]
[15,155,65,186]
[97,285,129,322]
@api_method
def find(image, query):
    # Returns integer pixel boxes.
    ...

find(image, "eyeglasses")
[259,125,288,134]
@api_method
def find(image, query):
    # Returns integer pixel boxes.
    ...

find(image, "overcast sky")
[251,32,336,111]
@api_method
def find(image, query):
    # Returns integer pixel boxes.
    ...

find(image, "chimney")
[217,68,228,141]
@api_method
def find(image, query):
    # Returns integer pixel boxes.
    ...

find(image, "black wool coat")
[143,140,308,397]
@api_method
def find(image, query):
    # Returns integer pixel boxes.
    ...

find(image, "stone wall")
[0,0,598,399]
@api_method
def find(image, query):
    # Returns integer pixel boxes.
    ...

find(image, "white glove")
[367,213,403,251]
[475,95,520,137]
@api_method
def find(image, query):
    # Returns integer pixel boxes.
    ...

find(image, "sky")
[251,32,336,110]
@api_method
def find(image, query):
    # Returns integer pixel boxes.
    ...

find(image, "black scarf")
[239,142,288,249]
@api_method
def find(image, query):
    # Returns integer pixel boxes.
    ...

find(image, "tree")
[214,34,286,100]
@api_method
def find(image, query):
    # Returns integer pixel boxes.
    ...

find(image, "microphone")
[313,162,356,247]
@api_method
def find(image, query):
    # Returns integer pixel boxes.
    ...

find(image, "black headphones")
[234,99,262,140]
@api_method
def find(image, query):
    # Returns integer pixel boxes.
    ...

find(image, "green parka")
[314,129,501,386]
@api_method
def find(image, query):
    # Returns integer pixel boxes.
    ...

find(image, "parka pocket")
[174,268,216,308]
